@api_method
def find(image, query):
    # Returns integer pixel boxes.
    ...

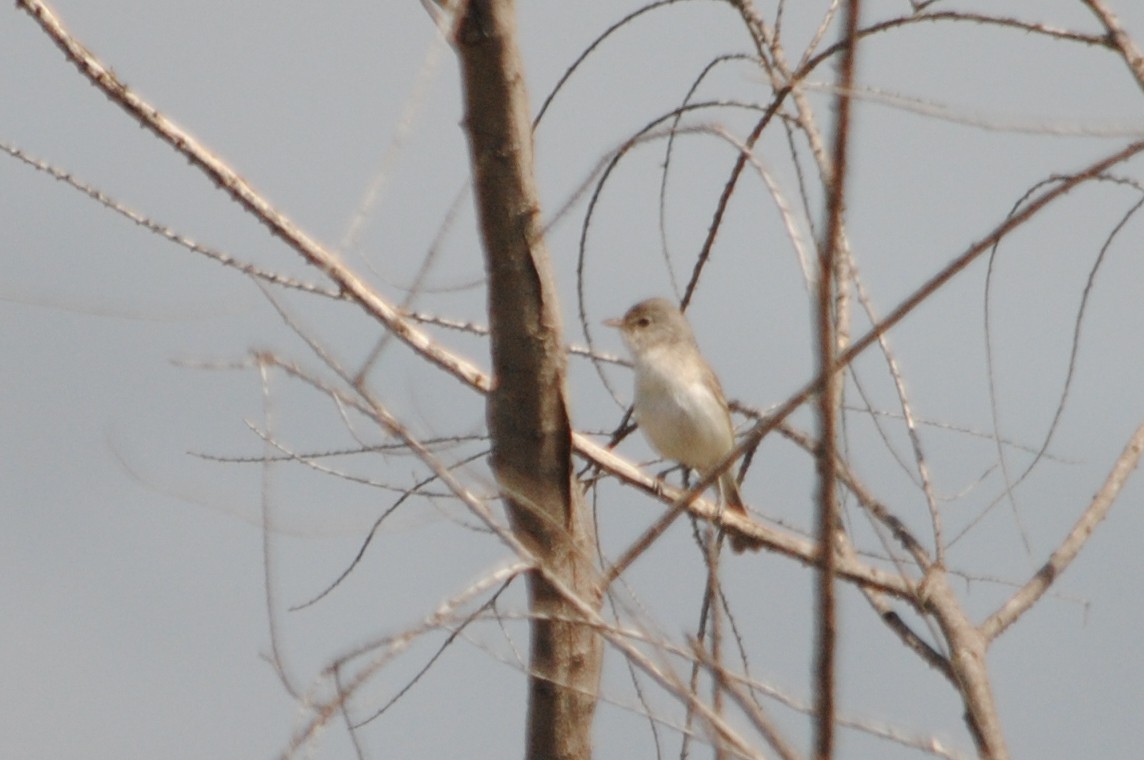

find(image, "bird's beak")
[603,317,623,329]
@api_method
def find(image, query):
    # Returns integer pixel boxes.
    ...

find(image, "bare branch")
[722,137,1144,480]
[982,420,1144,641]
[0,141,338,297]
[1081,0,1144,92]
[16,0,490,394]
[690,639,803,760]
[925,570,1009,757]
[811,2,860,754]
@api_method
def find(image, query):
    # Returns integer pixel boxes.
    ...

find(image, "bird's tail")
[719,471,762,553]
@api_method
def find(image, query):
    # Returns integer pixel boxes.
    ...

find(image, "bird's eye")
[636,317,651,327]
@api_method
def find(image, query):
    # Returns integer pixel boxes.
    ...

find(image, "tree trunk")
[453,2,604,759]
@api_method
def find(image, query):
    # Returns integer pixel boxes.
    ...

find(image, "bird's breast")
[632,352,733,470]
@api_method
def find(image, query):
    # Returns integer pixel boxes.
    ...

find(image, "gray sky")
[4,2,1144,758]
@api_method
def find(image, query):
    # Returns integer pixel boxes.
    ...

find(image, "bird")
[606,297,760,552]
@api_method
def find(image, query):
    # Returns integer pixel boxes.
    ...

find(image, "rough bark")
[453,2,604,759]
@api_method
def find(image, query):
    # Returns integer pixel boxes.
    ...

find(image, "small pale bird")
[606,297,759,552]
